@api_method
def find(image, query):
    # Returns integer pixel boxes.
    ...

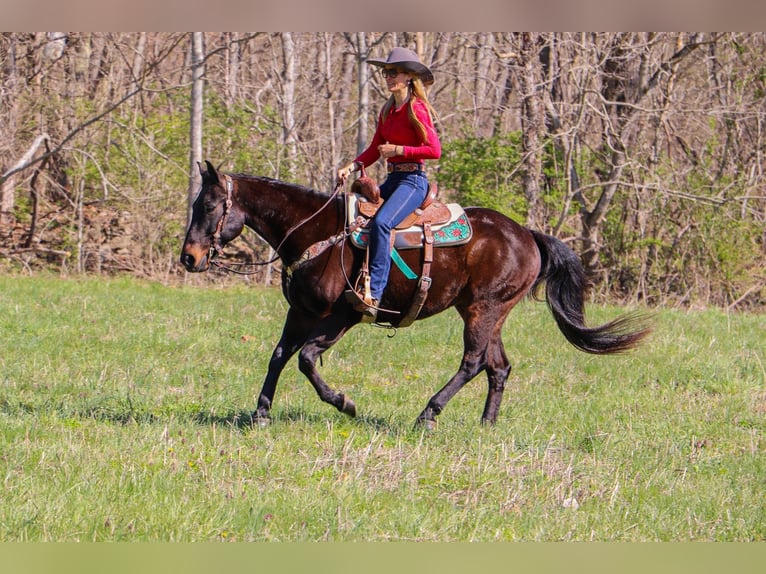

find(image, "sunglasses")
[381,68,405,79]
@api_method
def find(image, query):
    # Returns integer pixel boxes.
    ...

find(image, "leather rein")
[209,174,350,276]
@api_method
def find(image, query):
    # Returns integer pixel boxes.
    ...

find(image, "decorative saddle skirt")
[347,193,472,250]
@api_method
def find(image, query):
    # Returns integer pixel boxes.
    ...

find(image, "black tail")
[529,230,651,354]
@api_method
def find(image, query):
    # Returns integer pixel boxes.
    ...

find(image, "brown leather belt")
[387,162,424,173]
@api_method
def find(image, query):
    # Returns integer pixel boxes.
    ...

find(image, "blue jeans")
[367,171,429,300]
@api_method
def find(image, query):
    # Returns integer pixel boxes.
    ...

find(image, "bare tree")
[576,33,706,277]
[187,32,205,226]
[519,32,545,228]
[353,32,371,157]
[226,32,240,106]
[1,32,763,307]
[280,32,298,178]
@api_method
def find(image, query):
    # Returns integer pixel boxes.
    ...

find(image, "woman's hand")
[378,143,403,159]
[336,162,358,184]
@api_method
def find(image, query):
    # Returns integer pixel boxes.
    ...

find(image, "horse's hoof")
[414,418,437,432]
[340,395,357,418]
[255,417,272,428]
[250,412,272,428]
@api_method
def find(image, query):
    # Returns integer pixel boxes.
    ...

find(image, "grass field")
[0,275,763,541]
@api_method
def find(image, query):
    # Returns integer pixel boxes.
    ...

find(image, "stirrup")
[358,298,379,323]
[344,289,378,322]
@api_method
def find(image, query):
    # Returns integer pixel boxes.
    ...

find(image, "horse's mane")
[229,173,332,201]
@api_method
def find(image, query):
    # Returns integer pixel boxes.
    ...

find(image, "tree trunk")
[1,33,19,226]
[1,134,51,226]
[130,32,147,94]
[519,33,544,228]
[355,32,370,157]
[579,148,626,277]
[226,32,240,105]
[280,32,298,172]
[473,32,494,136]
[333,44,356,184]
[187,32,204,226]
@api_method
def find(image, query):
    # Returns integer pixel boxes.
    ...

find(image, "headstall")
[210,174,234,261]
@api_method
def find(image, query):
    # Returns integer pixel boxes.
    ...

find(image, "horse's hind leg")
[481,330,512,425]
[415,307,493,429]
[415,358,484,429]
[416,294,522,428]
[480,289,532,424]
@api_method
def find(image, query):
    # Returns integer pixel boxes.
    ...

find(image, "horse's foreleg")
[252,308,318,426]
[298,313,359,418]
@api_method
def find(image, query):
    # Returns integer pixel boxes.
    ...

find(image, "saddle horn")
[351,165,381,203]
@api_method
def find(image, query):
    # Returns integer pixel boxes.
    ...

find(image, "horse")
[181,161,651,429]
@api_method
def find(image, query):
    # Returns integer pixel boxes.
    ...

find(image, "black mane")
[229,173,332,200]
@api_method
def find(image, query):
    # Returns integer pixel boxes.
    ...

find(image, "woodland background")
[1,32,764,310]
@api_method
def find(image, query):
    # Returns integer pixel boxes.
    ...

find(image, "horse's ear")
[199,160,220,185]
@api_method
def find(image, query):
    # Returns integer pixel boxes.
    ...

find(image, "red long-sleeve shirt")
[355,97,441,168]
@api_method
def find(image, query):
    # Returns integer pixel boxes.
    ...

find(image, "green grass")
[0,275,763,541]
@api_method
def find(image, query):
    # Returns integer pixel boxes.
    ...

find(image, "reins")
[205,171,404,330]
[210,175,347,275]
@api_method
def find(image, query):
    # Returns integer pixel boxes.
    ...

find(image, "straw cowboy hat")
[366,46,434,86]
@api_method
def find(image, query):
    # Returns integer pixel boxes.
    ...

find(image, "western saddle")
[347,173,450,327]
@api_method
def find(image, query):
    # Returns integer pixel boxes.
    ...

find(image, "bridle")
[209,174,235,261]
[207,173,349,275]
[203,172,383,323]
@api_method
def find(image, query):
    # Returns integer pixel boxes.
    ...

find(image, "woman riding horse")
[181,160,651,429]
[337,47,441,321]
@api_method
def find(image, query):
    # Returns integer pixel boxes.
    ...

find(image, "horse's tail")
[529,229,651,354]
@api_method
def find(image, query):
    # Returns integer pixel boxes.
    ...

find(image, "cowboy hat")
[367,46,434,86]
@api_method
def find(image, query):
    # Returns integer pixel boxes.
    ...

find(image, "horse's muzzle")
[180,249,208,272]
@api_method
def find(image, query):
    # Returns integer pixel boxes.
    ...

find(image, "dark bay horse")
[181,161,650,428]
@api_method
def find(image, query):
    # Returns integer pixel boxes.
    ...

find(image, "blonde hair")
[381,75,438,144]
